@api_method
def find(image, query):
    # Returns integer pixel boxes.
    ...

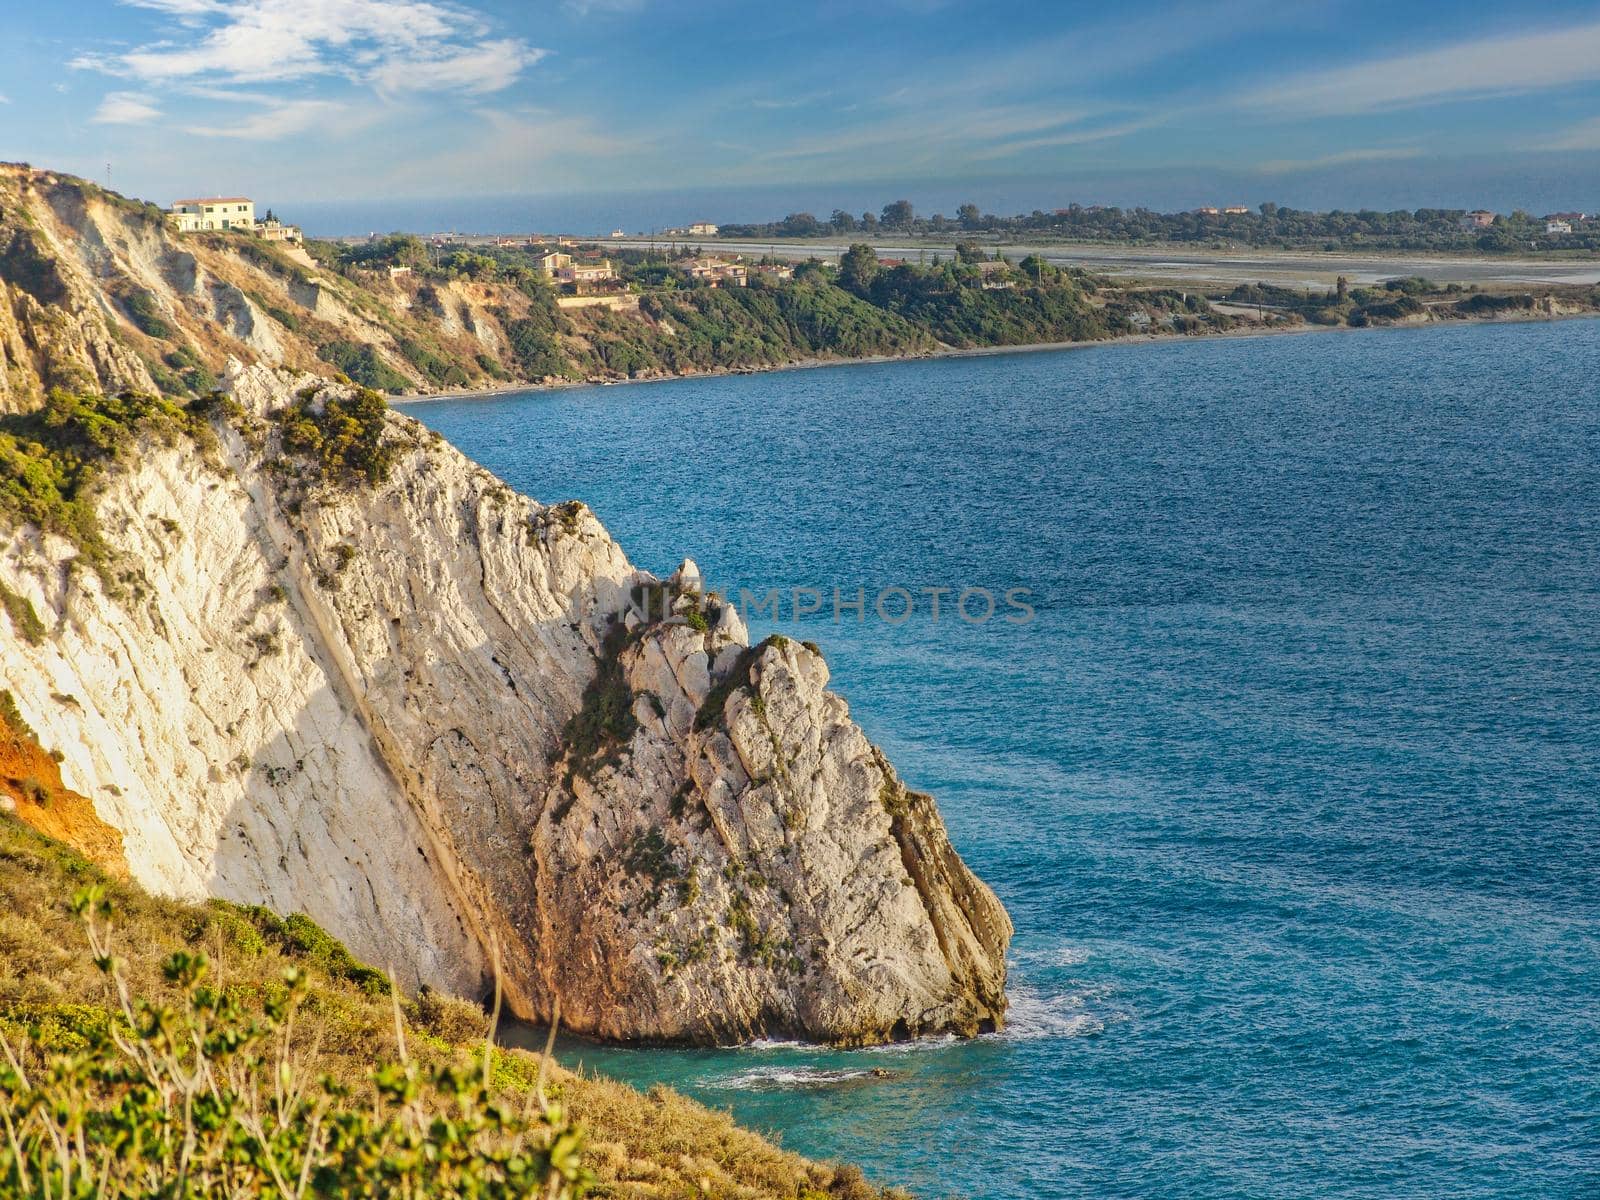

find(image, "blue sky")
[4,0,1600,231]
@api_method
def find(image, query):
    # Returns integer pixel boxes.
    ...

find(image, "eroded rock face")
[530,575,1011,1044]
[0,363,1010,1044]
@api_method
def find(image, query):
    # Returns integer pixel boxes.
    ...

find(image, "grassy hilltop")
[0,813,903,1199]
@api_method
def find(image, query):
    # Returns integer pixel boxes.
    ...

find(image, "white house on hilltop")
[169,196,255,231]
[167,196,303,243]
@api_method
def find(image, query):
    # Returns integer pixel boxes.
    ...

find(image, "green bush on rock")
[0,388,224,565]
[273,385,397,487]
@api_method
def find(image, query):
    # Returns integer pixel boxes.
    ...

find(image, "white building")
[167,197,301,242]
[531,251,573,275]
[255,215,303,243]
[1546,219,1573,235]
[684,257,747,287]
[169,196,255,232]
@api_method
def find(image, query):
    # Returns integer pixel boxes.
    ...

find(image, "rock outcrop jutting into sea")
[0,360,1011,1045]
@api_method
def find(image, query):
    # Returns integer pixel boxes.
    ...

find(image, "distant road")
[600,236,1600,288]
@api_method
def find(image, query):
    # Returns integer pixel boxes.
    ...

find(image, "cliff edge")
[0,359,1010,1045]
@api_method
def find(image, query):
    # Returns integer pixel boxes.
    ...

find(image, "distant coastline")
[393,306,1600,406]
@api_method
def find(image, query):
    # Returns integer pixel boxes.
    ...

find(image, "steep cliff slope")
[0,361,1009,1045]
[0,163,936,413]
[0,163,550,411]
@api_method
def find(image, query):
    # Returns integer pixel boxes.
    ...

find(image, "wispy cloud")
[749,90,835,111]
[562,0,645,14]
[73,0,544,93]
[122,0,225,15]
[70,0,547,167]
[1256,146,1422,174]
[968,116,1166,161]
[723,101,1158,185]
[380,106,644,193]
[184,98,351,140]
[1537,115,1600,151]
[369,38,545,95]
[0,94,10,105]
[91,91,163,124]
[684,3,1282,183]
[1237,21,1600,115]
[754,105,1101,164]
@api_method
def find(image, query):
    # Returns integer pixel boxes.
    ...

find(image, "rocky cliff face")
[0,362,1010,1044]
[0,164,549,413]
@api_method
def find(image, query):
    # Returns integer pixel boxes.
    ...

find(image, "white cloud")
[754,105,1099,165]
[1256,147,1422,174]
[74,0,543,93]
[1238,21,1600,115]
[0,94,10,105]
[1538,116,1600,151]
[967,116,1165,161]
[379,106,642,192]
[91,91,163,124]
[184,98,350,140]
[749,90,835,111]
[368,38,546,95]
[121,0,228,14]
[562,0,645,15]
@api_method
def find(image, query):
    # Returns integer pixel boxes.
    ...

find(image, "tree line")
[716,201,1599,254]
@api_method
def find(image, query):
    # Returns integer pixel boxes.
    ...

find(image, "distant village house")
[974,260,1016,289]
[532,251,574,275]
[569,261,618,285]
[255,214,300,243]
[1460,210,1496,230]
[684,257,747,287]
[532,250,617,290]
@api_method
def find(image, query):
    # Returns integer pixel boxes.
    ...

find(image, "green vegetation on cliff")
[0,388,223,563]
[273,383,397,486]
[298,233,1136,383]
[582,277,932,376]
[840,250,1114,346]
[0,814,907,1199]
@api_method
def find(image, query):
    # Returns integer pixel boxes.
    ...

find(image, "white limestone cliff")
[0,363,1010,1044]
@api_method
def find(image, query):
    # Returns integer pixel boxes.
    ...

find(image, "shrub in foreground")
[0,886,590,1199]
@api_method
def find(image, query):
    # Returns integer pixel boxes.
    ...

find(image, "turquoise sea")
[409,320,1600,1200]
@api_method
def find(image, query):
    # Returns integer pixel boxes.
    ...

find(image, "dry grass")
[0,814,907,1199]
